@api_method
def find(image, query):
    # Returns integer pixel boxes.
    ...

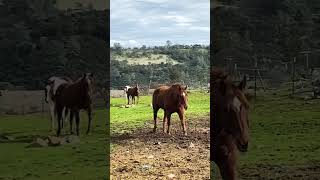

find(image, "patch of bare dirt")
[111,117,210,179]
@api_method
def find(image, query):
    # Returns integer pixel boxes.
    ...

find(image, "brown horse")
[211,68,250,180]
[55,73,94,136]
[127,84,139,105]
[152,84,188,135]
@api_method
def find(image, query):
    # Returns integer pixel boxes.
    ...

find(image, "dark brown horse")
[211,68,250,180]
[55,73,94,136]
[152,84,188,135]
[127,84,139,105]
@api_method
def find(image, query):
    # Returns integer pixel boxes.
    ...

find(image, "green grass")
[110,91,210,134]
[241,93,320,166]
[0,109,108,180]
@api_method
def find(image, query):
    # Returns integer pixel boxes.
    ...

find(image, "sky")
[111,0,210,48]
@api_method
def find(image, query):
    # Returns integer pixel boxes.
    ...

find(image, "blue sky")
[111,0,210,48]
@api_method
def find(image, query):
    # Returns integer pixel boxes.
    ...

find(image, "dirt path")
[111,117,210,179]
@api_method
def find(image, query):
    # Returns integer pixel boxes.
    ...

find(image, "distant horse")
[152,84,188,135]
[211,68,250,180]
[123,85,131,94]
[44,76,73,132]
[54,73,94,136]
[127,84,139,105]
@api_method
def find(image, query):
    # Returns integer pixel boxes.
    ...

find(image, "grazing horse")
[44,76,73,131]
[152,84,188,135]
[54,73,94,136]
[127,84,139,105]
[211,69,250,180]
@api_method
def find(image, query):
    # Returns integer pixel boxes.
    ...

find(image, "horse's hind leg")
[153,108,159,132]
[75,110,80,136]
[86,107,92,135]
[178,109,187,136]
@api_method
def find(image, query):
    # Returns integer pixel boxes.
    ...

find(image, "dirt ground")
[110,117,210,179]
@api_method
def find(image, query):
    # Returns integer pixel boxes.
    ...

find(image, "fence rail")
[0,90,106,115]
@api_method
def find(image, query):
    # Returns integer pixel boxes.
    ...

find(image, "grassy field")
[0,109,108,180]
[113,54,180,65]
[211,89,320,179]
[110,91,210,135]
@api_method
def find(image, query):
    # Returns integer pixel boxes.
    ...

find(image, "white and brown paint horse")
[45,76,73,132]
[54,73,94,136]
[127,84,139,105]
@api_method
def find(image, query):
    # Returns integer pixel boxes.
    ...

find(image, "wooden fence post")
[254,60,257,99]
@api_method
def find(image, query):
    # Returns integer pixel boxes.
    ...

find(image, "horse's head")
[172,84,188,110]
[214,73,250,152]
[81,73,94,99]
[44,79,54,103]
[82,73,94,86]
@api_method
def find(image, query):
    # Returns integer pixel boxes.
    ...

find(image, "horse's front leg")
[127,95,130,105]
[49,102,55,132]
[178,109,187,136]
[153,108,159,132]
[75,110,80,136]
[69,110,74,134]
[166,112,172,135]
[56,106,63,137]
[162,110,168,134]
[86,106,92,134]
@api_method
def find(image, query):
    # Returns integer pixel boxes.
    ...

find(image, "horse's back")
[152,86,170,109]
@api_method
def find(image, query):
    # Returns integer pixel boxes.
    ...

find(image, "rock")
[66,135,80,144]
[47,136,61,146]
[154,141,161,145]
[147,155,154,159]
[4,135,15,141]
[167,174,175,179]
[27,138,48,148]
[140,164,152,171]
[188,142,195,148]
[60,137,67,145]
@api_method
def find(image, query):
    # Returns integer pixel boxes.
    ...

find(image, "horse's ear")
[184,85,188,90]
[238,75,247,91]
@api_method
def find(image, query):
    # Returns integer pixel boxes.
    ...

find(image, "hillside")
[110,45,209,89]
